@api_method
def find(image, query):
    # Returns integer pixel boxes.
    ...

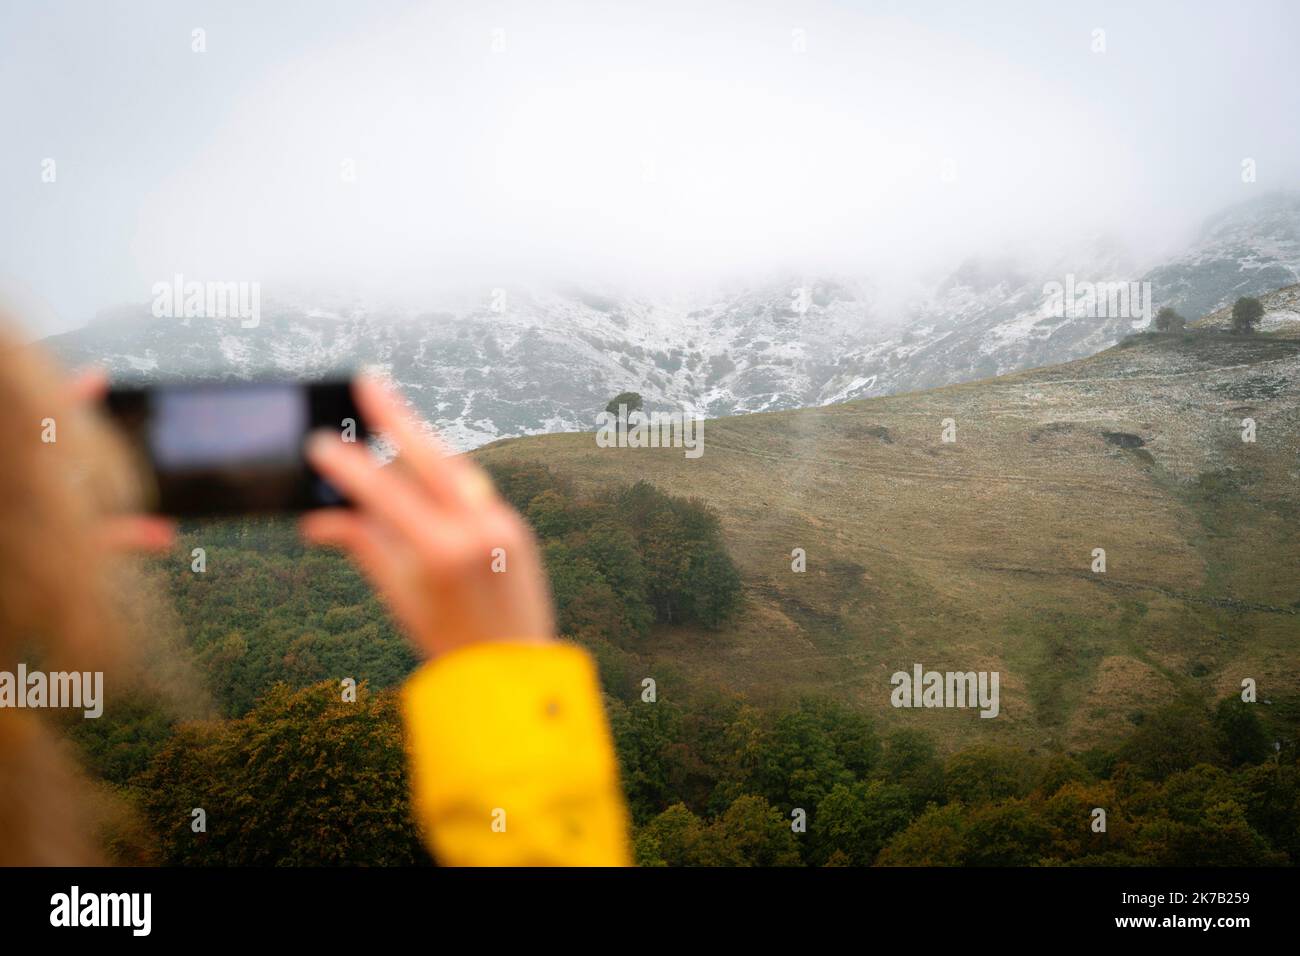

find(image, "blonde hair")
[0,319,138,864]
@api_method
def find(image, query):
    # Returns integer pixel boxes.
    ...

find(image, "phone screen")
[104,380,366,515]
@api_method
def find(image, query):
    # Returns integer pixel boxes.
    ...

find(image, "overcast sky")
[4,0,1300,335]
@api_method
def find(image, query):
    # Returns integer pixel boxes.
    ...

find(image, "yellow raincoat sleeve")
[399,641,632,866]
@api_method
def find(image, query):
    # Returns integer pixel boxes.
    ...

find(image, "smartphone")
[103,379,367,516]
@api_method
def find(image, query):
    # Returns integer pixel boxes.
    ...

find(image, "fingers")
[353,374,454,460]
[353,374,498,511]
[307,431,435,528]
[299,507,360,545]
[97,515,176,553]
[306,430,477,564]
[300,509,393,575]
[67,367,108,405]
[70,369,174,552]
[305,433,519,572]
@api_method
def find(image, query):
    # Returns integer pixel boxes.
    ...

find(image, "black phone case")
[104,380,368,516]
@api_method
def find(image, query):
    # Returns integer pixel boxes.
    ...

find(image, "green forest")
[66,461,1299,866]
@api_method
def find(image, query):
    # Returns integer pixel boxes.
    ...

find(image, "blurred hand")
[68,369,176,554]
[301,375,555,660]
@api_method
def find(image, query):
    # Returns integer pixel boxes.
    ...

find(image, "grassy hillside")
[1194,283,1300,336]
[475,330,1300,753]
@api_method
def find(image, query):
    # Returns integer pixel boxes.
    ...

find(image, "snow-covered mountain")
[828,193,1300,398]
[43,193,1300,449]
[1147,192,1300,322]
